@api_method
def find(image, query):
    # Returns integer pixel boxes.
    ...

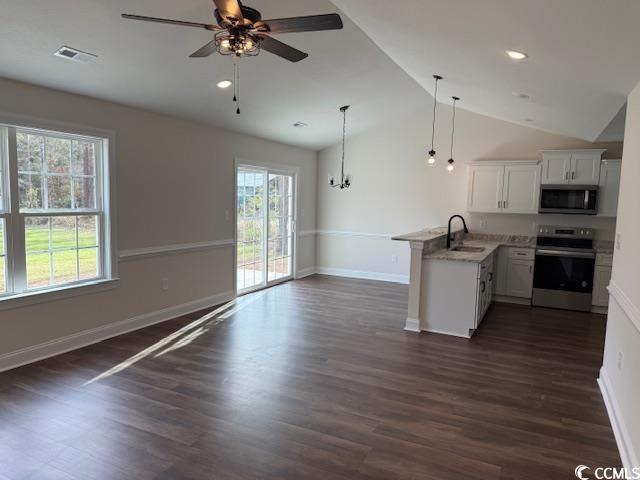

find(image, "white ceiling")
[331,0,640,143]
[2,1,639,149]
[0,0,427,150]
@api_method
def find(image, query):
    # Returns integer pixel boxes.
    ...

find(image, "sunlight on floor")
[84,291,267,385]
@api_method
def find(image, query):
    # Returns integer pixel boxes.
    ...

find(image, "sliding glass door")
[236,166,295,293]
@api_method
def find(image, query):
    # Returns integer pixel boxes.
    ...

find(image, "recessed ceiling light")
[506,50,528,60]
[217,80,232,89]
[513,92,531,100]
[292,122,308,128]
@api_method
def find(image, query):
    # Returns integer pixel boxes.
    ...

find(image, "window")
[0,123,113,298]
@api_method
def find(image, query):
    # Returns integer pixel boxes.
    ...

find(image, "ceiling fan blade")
[258,35,308,63]
[122,14,218,31]
[213,0,244,24]
[189,39,218,58]
[259,14,343,34]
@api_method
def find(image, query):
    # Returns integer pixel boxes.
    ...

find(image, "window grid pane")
[25,214,101,290]
[18,131,98,213]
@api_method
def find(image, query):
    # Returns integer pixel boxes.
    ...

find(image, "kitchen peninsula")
[393,225,536,337]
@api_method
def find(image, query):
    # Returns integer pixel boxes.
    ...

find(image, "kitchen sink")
[450,245,485,253]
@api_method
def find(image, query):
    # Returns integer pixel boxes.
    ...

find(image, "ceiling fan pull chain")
[236,62,241,114]
[233,62,238,102]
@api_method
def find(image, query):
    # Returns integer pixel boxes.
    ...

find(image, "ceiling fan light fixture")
[217,80,233,89]
[215,31,260,57]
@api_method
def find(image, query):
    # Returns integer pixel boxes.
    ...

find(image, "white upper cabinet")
[467,165,504,213]
[541,150,605,185]
[502,164,541,213]
[467,162,540,214]
[541,151,571,184]
[598,160,622,217]
[571,151,603,185]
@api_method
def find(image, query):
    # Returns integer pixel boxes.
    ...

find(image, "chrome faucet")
[447,215,469,249]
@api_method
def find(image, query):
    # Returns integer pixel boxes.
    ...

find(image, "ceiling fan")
[122,0,344,63]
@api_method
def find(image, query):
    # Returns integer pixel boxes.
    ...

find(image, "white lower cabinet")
[592,253,613,307]
[494,247,534,299]
[421,253,494,338]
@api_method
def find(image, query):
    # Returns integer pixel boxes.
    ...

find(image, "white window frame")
[0,114,117,309]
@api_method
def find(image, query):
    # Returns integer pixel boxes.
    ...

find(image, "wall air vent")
[53,46,97,64]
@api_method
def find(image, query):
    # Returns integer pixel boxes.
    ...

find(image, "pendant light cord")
[341,106,347,182]
[450,97,459,158]
[431,76,440,151]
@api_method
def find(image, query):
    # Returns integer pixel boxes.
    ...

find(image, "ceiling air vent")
[53,46,97,64]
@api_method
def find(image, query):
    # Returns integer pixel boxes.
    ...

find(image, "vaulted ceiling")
[331,0,640,143]
[0,0,427,150]
[1,0,639,149]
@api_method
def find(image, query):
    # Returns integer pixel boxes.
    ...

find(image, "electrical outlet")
[391,254,398,264]
[617,352,623,370]
[616,233,622,250]
[479,219,488,231]
[161,277,169,291]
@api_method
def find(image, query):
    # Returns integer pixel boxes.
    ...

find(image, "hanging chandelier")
[447,96,460,173]
[329,105,351,189]
[427,74,443,166]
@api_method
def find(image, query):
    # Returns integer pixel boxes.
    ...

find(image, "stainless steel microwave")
[539,185,598,215]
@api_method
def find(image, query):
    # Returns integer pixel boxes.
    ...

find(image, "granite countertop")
[424,240,501,263]
[393,227,613,258]
[391,227,456,242]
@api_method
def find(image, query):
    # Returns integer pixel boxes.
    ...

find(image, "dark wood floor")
[0,275,620,479]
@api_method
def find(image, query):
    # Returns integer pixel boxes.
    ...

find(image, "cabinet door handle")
[565,171,569,180]
[572,171,576,180]
[498,200,501,209]
[529,265,533,274]
[481,281,486,293]
[504,200,507,209]
[488,272,493,282]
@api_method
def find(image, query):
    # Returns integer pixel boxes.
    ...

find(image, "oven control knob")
[580,230,585,235]
[581,281,588,288]
[586,230,591,235]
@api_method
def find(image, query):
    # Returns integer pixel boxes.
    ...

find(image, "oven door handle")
[536,249,595,259]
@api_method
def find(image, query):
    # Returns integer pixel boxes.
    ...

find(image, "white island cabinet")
[421,253,495,338]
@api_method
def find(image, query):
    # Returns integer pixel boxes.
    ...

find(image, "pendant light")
[329,105,351,189]
[447,96,460,174]
[427,75,443,166]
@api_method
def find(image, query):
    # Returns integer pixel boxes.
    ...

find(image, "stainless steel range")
[532,225,596,312]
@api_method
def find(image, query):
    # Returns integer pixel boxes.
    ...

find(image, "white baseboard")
[0,290,236,373]
[493,295,532,306]
[423,328,471,339]
[315,266,409,284]
[404,317,420,332]
[295,266,317,279]
[598,367,639,471]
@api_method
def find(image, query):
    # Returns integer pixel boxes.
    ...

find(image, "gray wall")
[316,101,622,279]
[0,77,317,357]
